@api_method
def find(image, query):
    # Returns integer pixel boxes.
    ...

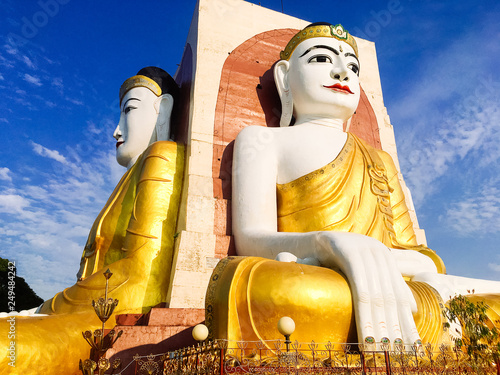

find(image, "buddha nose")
[113,124,122,140]
[331,64,349,82]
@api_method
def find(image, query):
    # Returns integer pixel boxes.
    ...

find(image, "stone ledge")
[107,308,206,375]
[147,307,205,326]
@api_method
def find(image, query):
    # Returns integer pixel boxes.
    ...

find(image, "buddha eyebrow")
[345,52,359,65]
[122,97,140,110]
[299,45,339,58]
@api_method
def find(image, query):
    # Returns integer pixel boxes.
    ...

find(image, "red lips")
[323,83,354,94]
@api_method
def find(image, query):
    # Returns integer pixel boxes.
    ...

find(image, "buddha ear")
[274,60,293,127]
[154,93,174,141]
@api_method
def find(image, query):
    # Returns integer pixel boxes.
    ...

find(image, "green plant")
[443,294,500,373]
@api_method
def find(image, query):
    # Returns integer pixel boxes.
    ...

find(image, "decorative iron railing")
[136,340,499,375]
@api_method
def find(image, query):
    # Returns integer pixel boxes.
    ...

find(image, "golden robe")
[39,140,184,315]
[0,141,184,375]
[207,134,462,347]
[207,256,449,347]
[277,133,444,272]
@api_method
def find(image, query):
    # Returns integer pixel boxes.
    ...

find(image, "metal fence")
[126,340,500,375]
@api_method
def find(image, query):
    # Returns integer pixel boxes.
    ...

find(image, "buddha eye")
[349,64,359,76]
[308,55,332,64]
[124,106,136,114]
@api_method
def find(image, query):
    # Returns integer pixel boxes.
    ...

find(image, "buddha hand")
[314,231,421,347]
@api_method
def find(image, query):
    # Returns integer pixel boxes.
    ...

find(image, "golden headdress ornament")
[280,23,358,60]
[119,75,162,104]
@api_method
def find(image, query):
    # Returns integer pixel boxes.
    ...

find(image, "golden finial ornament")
[79,269,123,375]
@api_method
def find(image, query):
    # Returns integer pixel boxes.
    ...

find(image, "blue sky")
[0,0,499,300]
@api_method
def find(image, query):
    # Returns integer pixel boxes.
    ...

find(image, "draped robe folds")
[276,133,444,271]
[207,133,499,347]
[39,140,185,315]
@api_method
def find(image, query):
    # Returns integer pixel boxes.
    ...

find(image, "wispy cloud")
[393,17,500,213]
[0,167,12,182]
[489,263,500,273]
[23,73,42,86]
[0,53,14,69]
[0,5,128,299]
[66,97,84,105]
[22,55,35,69]
[4,43,18,55]
[444,184,500,236]
[31,141,69,165]
[52,77,63,90]
[399,89,500,206]
[0,194,30,214]
[87,120,102,135]
[44,56,56,65]
[0,147,119,299]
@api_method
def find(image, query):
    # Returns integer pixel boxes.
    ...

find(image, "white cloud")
[0,227,24,237]
[393,27,500,207]
[24,185,48,200]
[0,118,9,124]
[5,44,18,55]
[398,97,500,206]
[31,141,69,165]
[23,73,42,86]
[87,120,102,135]
[0,144,120,299]
[52,77,63,90]
[13,253,80,300]
[0,167,12,181]
[488,263,500,273]
[0,53,14,69]
[44,56,56,65]
[22,55,35,69]
[444,184,500,235]
[0,194,30,213]
[66,97,84,106]
[0,73,4,80]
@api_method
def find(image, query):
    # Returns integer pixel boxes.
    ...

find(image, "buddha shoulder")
[145,140,179,157]
[235,125,277,141]
[234,125,281,156]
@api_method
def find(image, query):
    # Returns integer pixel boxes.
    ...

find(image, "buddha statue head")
[114,66,180,168]
[274,23,361,127]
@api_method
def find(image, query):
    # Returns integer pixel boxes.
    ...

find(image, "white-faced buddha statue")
[0,67,185,374]
[208,23,500,348]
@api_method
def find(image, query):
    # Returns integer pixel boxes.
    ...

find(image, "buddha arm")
[232,126,421,344]
[232,126,319,260]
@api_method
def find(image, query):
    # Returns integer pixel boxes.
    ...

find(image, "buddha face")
[113,87,161,168]
[283,37,360,122]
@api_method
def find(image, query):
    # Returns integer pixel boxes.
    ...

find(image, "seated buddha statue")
[0,67,185,374]
[208,23,500,348]
[37,66,185,316]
